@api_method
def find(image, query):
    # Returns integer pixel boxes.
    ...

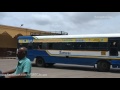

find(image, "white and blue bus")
[17,33,120,72]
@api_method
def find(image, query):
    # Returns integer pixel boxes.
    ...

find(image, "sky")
[0,12,120,35]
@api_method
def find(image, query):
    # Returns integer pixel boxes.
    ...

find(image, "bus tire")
[36,57,46,67]
[97,61,110,72]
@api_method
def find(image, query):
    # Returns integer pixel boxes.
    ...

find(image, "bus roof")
[18,33,120,39]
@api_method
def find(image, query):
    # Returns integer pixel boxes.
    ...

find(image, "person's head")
[17,47,27,60]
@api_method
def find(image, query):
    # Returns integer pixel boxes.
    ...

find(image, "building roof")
[0,24,50,38]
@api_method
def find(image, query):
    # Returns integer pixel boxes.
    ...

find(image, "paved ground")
[0,59,120,78]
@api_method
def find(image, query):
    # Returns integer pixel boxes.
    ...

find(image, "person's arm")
[2,69,16,74]
[5,60,31,78]
[5,72,27,78]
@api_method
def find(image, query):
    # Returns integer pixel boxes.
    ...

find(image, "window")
[86,42,99,50]
[28,43,33,49]
[48,43,53,49]
[118,42,120,51]
[72,42,86,50]
[18,43,28,48]
[42,43,48,49]
[99,42,108,50]
[52,43,61,50]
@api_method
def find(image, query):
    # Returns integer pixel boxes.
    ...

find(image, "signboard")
[33,38,108,43]
[18,39,33,43]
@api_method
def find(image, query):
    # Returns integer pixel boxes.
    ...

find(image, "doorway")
[109,41,118,56]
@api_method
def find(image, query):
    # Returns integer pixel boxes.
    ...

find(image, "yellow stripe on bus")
[32,38,108,43]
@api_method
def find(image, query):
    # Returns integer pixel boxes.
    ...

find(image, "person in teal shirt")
[2,47,31,78]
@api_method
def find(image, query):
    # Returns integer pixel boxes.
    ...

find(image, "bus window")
[65,43,73,50]
[28,43,33,49]
[79,43,86,49]
[111,42,117,47]
[73,42,86,50]
[60,42,73,50]
[118,42,120,51]
[42,43,48,49]
[53,43,61,50]
[86,42,99,50]
[38,44,42,49]
[18,43,28,48]
[48,43,53,49]
[99,42,108,50]
[86,42,93,49]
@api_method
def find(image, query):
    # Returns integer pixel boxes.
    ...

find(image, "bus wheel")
[36,57,46,67]
[97,61,110,72]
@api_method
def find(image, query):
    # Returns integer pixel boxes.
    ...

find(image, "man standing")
[2,47,31,78]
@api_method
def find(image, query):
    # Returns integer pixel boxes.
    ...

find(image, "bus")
[17,33,120,72]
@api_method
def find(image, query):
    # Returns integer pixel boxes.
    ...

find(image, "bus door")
[109,41,118,56]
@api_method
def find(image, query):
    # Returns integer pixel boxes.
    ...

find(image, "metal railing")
[30,31,68,36]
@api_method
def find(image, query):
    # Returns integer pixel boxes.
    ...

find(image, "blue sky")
[0,12,120,35]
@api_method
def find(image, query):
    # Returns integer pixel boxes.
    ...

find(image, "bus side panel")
[27,50,49,62]
[27,50,120,67]
[111,60,120,68]
[27,50,98,65]
[43,56,98,66]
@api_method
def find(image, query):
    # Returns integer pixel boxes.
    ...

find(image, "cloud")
[31,13,52,25]
[0,12,120,35]
[30,12,65,26]
[63,12,120,24]
[0,12,7,19]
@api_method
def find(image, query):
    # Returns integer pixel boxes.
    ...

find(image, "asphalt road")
[0,59,120,78]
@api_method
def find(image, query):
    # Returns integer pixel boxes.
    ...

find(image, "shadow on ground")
[32,63,120,73]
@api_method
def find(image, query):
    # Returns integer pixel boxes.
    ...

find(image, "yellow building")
[0,24,53,57]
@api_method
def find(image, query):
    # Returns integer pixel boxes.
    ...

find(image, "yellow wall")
[0,25,50,48]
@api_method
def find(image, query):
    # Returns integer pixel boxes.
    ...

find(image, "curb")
[0,57,16,59]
